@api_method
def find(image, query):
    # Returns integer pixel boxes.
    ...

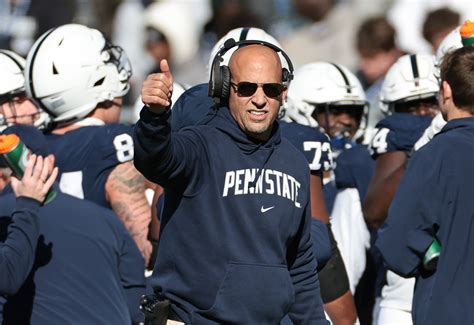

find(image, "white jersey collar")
[73,117,106,127]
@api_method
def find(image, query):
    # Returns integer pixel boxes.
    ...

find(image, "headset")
[208,38,294,104]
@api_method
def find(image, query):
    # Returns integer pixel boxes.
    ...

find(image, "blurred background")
[2,0,472,123]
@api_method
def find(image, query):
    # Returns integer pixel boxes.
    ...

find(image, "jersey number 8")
[114,133,134,162]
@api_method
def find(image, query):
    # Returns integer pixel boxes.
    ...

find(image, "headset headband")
[210,38,294,81]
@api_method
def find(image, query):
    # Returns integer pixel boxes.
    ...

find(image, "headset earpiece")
[220,66,231,101]
[282,68,292,84]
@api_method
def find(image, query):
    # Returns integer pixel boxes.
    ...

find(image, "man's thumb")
[160,59,173,82]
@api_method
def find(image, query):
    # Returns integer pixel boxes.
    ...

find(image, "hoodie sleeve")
[0,197,41,295]
[375,148,441,277]
[133,107,208,192]
[287,198,328,324]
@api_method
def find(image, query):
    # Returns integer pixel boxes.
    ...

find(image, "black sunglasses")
[230,81,286,98]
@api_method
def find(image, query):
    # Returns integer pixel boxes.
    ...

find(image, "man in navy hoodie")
[376,45,474,324]
[134,43,327,324]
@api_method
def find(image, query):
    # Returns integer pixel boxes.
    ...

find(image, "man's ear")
[442,81,452,102]
[281,86,289,104]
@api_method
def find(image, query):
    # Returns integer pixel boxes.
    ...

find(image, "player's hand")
[12,155,58,203]
[141,59,174,115]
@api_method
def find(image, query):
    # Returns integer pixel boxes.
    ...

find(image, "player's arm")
[106,161,152,265]
[149,183,162,241]
[307,145,357,324]
[309,172,330,223]
[376,151,441,277]
[147,184,163,270]
[363,151,406,229]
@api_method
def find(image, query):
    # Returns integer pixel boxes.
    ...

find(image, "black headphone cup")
[220,66,231,102]
[282,68,291,84]
[208,56,222,99]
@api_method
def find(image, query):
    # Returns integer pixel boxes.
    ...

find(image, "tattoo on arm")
[106,161,151,239]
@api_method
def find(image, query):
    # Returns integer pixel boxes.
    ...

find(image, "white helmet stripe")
[330,63,351,94]
[409,54,420,86]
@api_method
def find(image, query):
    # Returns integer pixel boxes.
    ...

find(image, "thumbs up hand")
[141,59,174,115]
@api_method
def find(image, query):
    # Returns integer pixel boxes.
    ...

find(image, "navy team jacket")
[376,117,474,325]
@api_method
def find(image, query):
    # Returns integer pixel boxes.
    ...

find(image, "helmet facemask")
[0,89,45,131]
[312,101,368,140]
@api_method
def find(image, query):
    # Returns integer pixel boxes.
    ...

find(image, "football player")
[0,50,50,131]
[414,23,466,151]
[284,62,374,300]
[24,24,152,264]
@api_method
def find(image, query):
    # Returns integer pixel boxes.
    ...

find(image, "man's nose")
[251,86,267,108]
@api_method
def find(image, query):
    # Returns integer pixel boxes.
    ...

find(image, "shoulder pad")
[370,113,432,158]
[279,121,333,172]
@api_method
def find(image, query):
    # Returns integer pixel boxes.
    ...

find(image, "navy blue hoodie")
[134,105,327,324]
[0,189,145,324]
[0,197,41,296]
[376,118,474,325]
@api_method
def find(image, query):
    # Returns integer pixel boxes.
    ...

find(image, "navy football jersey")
[170,83,216,131]
[279,120,333,172]
[46,123,134,207]
[370,113,433,159]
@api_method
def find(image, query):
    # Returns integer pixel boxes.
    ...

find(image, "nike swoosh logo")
[261,206,275,213]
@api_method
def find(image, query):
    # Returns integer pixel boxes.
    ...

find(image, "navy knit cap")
[0,125,50,167]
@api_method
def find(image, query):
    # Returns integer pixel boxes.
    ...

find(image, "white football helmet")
[207,27,288,77]
[435,26,463,79]
[436,26,463,63]
[0,50,51,131]
[0,50,25,96]
[283,62,368,138]
[379,54,439,114]
[25,24,132,124]
[144,1,199,66]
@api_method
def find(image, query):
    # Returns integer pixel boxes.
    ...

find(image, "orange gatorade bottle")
[460,20,474,46]
[0,134,56,204]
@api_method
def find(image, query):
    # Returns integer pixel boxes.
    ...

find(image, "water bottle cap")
[460,20,474,38]
[0,134,20,154]
[460,20,474,46]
